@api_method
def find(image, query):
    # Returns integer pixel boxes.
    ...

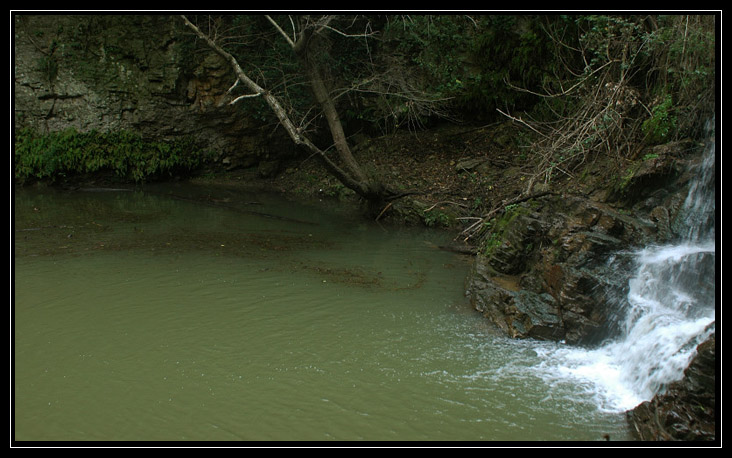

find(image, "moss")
[482,203,531,257]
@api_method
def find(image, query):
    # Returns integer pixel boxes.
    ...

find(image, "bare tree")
[181,14,415,206]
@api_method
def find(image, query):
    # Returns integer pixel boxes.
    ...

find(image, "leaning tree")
[181,14,441,209]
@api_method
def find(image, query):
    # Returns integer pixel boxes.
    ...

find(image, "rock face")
[466,139,706,345]
[626,334,716,441]
[13,15,294,171]
[466,194,657,344]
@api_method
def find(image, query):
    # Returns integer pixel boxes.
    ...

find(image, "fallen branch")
[456,190,557,243]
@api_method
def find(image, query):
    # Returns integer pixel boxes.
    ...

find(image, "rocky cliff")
[466,139,704,345]
[14,14,293,176]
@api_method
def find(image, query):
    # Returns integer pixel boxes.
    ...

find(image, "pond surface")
[13,183,632,442]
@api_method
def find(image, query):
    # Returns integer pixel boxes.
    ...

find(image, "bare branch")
[229,93,263,105]
[227,79,238,93]
[265,15,295,48]
[318,22,378,39]
[288,16,297,44]
[311,15,336,36]
[504,59,615,99]
[496,108,549,138]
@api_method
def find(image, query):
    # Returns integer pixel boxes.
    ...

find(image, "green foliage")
[14,128,210,183]
[463,16,563,116]
[379,15,559,121]
[576,15,645,69]
[385,16,470,95]
[422,208,452,227]
[649,16,715,91]
[642,94,678,144]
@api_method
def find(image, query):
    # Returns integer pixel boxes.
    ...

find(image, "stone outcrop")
[626,334,717,441]
[13,15,294,172]
[466,139,706,345]
[466,193,657,344]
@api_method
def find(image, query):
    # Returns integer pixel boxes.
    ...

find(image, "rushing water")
[13,183,632,442]
[535,126,717,413]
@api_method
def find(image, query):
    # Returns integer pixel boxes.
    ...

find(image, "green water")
[13,184,632,442]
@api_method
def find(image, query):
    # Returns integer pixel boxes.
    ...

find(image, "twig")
[229,92,263,105]
[265,15,295,48]
[375,202,392,222]
[496,108,549,138]
[425,200,469,212]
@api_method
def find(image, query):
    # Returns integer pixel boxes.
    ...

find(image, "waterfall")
[539,121,716,412]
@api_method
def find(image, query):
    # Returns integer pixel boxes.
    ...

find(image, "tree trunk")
[296,46,370,185]
[181,15,380,201]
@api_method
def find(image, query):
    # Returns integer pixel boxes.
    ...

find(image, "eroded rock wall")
[466,139,706,345]
[14,14,293,173]
[466,194,657,344]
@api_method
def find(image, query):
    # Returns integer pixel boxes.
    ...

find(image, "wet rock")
[466,194,658,344]
[604,139,697,206]
[626,333,716,441]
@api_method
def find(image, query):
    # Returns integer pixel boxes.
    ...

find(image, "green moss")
[14,127,211,184]
[482,203,530,257]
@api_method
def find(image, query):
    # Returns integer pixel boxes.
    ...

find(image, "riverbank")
[188,121,618,230]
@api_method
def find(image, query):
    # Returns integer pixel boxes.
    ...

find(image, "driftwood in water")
[423,240,477,256]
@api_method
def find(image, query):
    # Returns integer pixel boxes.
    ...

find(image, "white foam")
[532,134,716,412]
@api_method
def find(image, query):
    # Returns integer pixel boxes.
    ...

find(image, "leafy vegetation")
[14,128,210,184]
[488,14,715,190]
[642,94,678,144]
[14,14,715,191]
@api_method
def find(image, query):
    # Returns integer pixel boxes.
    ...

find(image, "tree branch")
[181,14,376,199]
[265,15,295,48]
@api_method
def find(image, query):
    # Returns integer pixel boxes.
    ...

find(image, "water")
[13,183,631,442]
[534,128,717,412]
